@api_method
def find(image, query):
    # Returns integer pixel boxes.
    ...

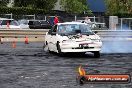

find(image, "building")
[87,0,106,16]
[54,0,106,16]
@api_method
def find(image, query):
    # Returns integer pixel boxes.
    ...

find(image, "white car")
[0,18,29,29]
[44,22,102,58]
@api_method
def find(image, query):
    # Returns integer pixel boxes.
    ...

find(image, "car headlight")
[62,40,74,43]
[85,38,91,41]
[92,39,101,42]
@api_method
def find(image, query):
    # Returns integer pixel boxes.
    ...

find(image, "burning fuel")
[78,65,86,76]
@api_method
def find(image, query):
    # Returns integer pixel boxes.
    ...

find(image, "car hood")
[58,34,101,42]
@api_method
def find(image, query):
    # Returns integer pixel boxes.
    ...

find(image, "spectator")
[54,15,59,25]
[84,16,91,23]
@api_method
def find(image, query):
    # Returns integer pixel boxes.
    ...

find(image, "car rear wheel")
[93,51,100,58]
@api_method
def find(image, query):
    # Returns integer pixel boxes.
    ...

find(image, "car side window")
[34,21,41,26]
[1,20,12,25]
[28,21,33,25]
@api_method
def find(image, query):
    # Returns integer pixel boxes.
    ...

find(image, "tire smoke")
[101,29,132,53]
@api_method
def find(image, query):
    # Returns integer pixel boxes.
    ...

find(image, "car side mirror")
[94,31,98,34]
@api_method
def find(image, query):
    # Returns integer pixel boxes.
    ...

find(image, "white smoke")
[101,28,132,53]
[101,40,132,53]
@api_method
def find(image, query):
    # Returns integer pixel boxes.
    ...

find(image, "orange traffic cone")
[0,37,3,44]
[12,41,16,48]
[0,37,1,44]
[25,36,29,44]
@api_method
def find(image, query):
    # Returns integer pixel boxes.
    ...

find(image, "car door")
[49,25,58,52]
[45,29,51,49]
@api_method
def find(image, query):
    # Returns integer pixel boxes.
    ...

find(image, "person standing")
[54,15,59,25]
[84,16,91,23]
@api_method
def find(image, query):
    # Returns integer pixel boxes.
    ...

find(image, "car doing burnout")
[45,22,102,58]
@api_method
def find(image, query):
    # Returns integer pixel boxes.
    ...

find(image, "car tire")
[93,51,100,58]
[56,42,63,55]
[42,43,45,50]
[44,42,51,53]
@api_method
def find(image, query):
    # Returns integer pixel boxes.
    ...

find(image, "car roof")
[57,22,87,25]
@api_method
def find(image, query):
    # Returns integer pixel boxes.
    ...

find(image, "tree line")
[105,0,132,17]
[0,0,90,15]
[0,0,131,17]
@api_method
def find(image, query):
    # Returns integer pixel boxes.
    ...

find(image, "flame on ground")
[78,66,86,76]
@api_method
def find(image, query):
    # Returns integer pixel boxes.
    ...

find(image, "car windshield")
[58,24,94,35]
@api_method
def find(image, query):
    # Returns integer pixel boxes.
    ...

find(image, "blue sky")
[87,0,106,12]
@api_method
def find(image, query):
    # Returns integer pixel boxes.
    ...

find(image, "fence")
[0,13,132,30]
[0,13,106,22]
[0,29,132,43]
[119,18,132,30]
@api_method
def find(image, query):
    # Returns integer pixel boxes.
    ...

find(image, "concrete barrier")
[0,29,132,42]
[0,29,48,42]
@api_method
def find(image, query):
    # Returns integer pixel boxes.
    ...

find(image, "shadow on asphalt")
[47,52,99,59]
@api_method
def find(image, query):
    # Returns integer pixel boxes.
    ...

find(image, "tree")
[14,0,57,11]
[14,0,31,7]
[105,0,132,15]
[0,0,9,6]
[60,0,92,14]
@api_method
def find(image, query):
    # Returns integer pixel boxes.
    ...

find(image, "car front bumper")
[61,48,101,52]
[60,42,102,53]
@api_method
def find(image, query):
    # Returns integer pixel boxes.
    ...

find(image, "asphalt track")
[0,42,132,88]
